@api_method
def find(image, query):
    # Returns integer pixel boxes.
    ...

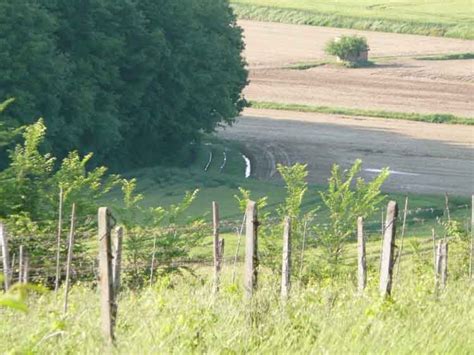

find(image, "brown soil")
[219,21,474,195]
[240,20,474,116]
[241,20,474,69]
[218,108,474,196]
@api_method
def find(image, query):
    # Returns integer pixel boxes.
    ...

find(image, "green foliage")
[233,187,268,215]
[0,0,248,167]
[0,120,118,223]
[0,275,47,313]
[257,164,316,274]
[276,163,308,219]
[116,180,204,287]
[325,35,369,62]
[314,159,389,271]
[0,99,22,148]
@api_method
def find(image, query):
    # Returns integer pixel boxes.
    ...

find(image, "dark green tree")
[0,0,247,168]
[0,1,67,145]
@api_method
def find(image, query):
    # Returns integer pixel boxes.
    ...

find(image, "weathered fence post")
[112,226,123,296]
[441,242,448,289]
[357,217,366,293]
[22,254,29,284]
[54,187,64,292]
[0,223,11,290]
[244,200,258,299]
[379,201,398,297]
[213,202,224,293]
[64,203,76,314]
[219,239,225,266]
[98,207,115,343]
[281,216,291,300]
[18,245,24,283]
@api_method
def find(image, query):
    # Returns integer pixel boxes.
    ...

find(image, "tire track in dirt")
[218,109,474,196]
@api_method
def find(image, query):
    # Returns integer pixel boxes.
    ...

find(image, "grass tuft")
[248,101,474,125]
[416,52,474,61]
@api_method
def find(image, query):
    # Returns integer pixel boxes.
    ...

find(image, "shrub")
[325,35,369,62]
[313,159,389,273]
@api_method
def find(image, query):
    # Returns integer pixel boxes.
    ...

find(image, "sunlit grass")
[231,0,474,39]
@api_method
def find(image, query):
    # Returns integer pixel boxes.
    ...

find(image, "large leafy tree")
[0,1,67,147]
[0,0,247,167]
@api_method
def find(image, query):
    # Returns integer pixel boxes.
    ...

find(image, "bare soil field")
[221,21,474,195]
[241,20,474,68]
[218,109,474,196]
[240,20,474,116]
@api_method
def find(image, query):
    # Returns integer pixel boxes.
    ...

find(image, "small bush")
[325,35,369,62]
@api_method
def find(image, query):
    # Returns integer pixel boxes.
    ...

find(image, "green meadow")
[231,0,474,39]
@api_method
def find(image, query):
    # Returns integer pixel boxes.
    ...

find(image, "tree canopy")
[0,0,247,168]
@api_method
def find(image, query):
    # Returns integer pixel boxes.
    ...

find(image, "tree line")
[0,0,247,169]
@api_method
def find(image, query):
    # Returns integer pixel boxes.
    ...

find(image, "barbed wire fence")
[0,196,473,343]
[0,199,471,287]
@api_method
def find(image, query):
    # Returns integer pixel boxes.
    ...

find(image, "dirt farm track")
[218,21,474,196]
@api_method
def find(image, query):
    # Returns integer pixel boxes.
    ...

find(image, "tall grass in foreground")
[2,252,473,353]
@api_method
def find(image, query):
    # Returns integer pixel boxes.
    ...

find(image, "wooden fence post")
[18,245,24,283]
[64,203,76,314]
[244,201,258,299]
[54,187,64,292]
[112,226,123,296]
[441,242,448,289]
[357,217,366,293]
[212,202,224,293]
[0,223,11,290]
[98,207,115,342]
[219,239,225,267]
[281,216,291,300]
[22,253,29,284]
[379,201,398,297]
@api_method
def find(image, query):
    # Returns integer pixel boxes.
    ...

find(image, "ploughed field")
[218,21,474,196]
[241,20,474,116]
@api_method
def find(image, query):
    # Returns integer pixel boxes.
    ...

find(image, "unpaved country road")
[240,20,474,116]
[218,109,474,196]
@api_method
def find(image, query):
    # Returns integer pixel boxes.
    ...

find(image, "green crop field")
[231,0,474,39]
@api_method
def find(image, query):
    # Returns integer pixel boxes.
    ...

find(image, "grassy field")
[249,101,474,125]
[2,242,473,353]
[231,0,474,39]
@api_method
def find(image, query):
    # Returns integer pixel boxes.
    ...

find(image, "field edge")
[231,3,474,40]
[248,101,474,125]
